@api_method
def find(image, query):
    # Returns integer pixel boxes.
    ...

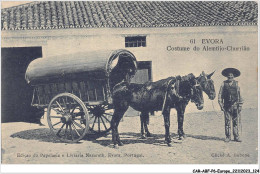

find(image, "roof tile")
[1,1,258,30]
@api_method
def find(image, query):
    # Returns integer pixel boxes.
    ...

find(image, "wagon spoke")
[69,124,74,141]
[52,121,62,127]
[91,116,97,130]
[65,124,68,139]
[56,123,65,136]
[51,107,63,114]
[50,116,62,118]
[70,106,76,114]
[62,98,67,109]
[100,116,108,130]
[102,115,111,123]
[103,113,113,116]
[98,117,101,132]
[71,123,81,137]
[72,120,84,130]
[70,105,80,114]
[56,101,65,113]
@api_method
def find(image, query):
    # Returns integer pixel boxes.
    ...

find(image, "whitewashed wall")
[2,26,257,113]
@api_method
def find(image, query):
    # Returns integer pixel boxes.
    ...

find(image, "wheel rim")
[87,105,113,134]
[47,93,89,143]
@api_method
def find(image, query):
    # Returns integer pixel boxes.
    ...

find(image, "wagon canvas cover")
[1,1,258,173]
[25,49,137,85]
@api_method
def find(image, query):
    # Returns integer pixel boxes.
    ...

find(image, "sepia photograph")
[1,0,259,173]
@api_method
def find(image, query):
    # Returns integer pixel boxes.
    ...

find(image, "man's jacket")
[218,80,243,110]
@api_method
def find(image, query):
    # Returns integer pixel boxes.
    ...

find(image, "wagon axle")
[90,106,105,118]
[60,114,73,124]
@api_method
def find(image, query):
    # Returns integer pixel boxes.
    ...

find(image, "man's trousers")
[224,108,240,140]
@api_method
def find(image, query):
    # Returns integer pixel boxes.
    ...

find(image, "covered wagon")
[25,49,138,143]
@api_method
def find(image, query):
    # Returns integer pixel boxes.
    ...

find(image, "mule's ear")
[207,70,215,79]
[202,71,206,76]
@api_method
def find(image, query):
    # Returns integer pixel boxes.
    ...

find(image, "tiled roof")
[1,1,258,30]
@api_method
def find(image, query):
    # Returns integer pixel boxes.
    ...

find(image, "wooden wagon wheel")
[87,104,113,134]
[47,93,89,143]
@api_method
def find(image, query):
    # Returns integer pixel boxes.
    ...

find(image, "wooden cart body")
[30,78,111,108]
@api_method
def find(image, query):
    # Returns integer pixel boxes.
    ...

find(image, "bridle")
[199,74,215,92]
[190,79,203,103]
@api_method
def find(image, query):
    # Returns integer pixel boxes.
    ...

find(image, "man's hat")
[221,68,241,77]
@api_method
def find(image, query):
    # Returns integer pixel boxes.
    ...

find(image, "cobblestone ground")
[1,108,257,164]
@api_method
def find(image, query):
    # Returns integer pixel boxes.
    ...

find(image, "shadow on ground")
[87,132,180,147]
[10,128,224,146]
[87,132,225,148]
[10,128,70,144]
[186,134,225,141]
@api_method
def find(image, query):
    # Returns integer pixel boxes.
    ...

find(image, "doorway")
[1,47,43,123]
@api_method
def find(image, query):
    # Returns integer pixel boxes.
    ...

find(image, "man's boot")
[234,137,242,142]
[224,137,231,143]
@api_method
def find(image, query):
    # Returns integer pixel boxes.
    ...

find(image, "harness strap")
[175,79,180,96]
[162,78,176,113]
[139,84,148,108]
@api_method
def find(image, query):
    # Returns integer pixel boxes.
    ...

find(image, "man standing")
[218,68,243,142]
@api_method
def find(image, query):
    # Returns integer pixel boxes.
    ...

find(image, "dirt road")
[1,108,257,164]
